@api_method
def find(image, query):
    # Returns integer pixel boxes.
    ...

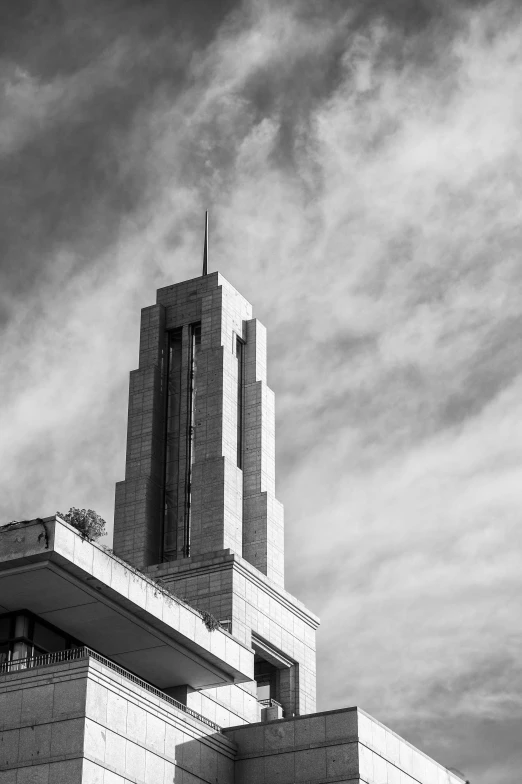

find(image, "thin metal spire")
[202,211,209,276]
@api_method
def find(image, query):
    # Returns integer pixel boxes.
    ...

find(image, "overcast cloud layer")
[1,1,522,781]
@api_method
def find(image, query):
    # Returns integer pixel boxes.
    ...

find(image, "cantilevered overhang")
[0,517,253,690]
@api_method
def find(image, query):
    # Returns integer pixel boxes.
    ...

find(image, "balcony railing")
[0,646,221,732]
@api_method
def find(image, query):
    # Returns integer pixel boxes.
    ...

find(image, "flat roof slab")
[0,517,253,690]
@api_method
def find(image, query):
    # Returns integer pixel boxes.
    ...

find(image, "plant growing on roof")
[198,609,221,632]
[57,507,107,542]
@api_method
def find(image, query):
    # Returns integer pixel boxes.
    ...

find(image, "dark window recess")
[163,327,183,560]
[0,642,9,665]
[33,621,69,653]
[183,322,201,558]
[162,323,201,561]
[0,615,12,642]
[254,655,279,702]
[0,610,83,663]
[236,337,244,469]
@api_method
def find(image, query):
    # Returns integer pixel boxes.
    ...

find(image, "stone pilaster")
[114,303,166,568]
[242,319,284,587]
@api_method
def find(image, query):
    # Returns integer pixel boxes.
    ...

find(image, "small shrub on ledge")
[57,508,107,542]
[198,609,221,632]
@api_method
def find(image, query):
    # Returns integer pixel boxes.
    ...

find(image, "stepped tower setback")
[113,271,318,718]
[114,272,283,584]
[0,263,466,784]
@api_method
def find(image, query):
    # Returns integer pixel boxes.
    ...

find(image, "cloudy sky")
[2,0,522,780]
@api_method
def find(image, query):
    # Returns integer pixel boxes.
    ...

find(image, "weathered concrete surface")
[0,655,236,784]
[225,707,466,784]
[0,517,253,690]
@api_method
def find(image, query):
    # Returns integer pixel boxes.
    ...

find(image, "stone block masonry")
[225,708,467,784]
[114,303,166,568]
[0,265,468,784]
[114,270,318,726]
[0,655,236,784]
[0,266,463,784]
[147,549,319,720]
[242,318,284,586]
[114,272,285,584]
[0,659,466,784]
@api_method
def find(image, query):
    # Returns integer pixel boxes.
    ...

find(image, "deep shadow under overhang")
[0,517,254,690]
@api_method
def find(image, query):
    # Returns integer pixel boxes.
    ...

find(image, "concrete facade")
[0,517,253,691]
[0,652,465,784]
[0,269,466,784]
[114,273,284,587]
[146,550,318,719]
[226,709,466,784]
[113,272,315,721]
[0,654,235,784]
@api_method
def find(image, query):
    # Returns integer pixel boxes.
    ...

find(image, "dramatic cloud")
[1,1,522,781]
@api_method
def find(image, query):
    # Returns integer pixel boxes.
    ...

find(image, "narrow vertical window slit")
[183,323,201,557]
[237,337,244,469]
[162,328,182,560]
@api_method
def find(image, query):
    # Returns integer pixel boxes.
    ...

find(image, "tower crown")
[114,272,284,587]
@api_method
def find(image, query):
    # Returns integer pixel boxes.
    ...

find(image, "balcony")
[0,645,222,731]
[0,516,254,691]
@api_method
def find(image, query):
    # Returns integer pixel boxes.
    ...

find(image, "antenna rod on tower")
[202,211,209,276]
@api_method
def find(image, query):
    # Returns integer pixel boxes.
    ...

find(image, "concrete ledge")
[146,549,320,630]
[0,517,254,690]
[224,708,466,784]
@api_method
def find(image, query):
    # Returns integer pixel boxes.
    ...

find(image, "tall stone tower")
[114,271,318,718]
[0,266,468,784]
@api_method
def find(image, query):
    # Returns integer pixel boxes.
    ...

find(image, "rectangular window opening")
[0,611,83,665]
[254,655,279,703]
[163,327,183,560]
[236,337,244,469]
[183,322,201,558]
